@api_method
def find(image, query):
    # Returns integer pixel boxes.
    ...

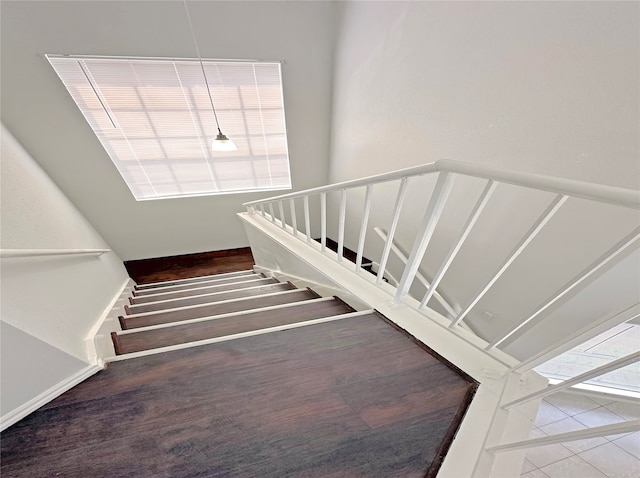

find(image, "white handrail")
[245,159,640,209]
[0,248,110,258]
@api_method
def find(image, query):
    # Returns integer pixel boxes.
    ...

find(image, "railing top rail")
[244,159,640,209]
[0,249,111,258]
[243,163,439,205]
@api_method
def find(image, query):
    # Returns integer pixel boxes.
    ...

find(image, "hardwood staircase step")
[132,273,263,296]
[112,297,356,355]
[130,277,279,304]
[134,270,256,291]
[120,288,321,330]
[125,282,295,314]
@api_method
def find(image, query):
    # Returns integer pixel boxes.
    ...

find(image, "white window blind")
[47,55,291,200]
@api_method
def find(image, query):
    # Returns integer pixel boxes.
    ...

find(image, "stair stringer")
[240,211,549,478]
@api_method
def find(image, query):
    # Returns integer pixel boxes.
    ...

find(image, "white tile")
[521,469,550,478]
[573,406,626,428]
[544,392,601,417]
[539,416,608,453]
[534,401,571,427]
[540,455,607,478]
[521,458,537,474]
[579,442,640,478]
[605,400,640,420]
[613,431,640,459]
[588,394,617,406]
[525,442,575,469]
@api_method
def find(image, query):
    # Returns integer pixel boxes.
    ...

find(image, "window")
[47,55,291,200]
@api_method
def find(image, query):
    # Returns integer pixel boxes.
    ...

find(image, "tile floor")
[520,391,640,477]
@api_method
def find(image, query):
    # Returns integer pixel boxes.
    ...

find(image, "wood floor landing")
[1,314,477,478]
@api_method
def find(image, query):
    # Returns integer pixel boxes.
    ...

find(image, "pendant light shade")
[212,130,237,152]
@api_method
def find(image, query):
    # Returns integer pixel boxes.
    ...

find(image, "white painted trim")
[135,273,255,297]
[118,297,335,334]
[130,276,274,301]
[108,310,375,362]
[123,288,309,319]
[83,278,135,363]
[0,363,103,431]
[133,273,260,296]
[127,282,292,310]
[136,269,255,289]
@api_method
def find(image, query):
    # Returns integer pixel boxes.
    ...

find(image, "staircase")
[110,270,361,357]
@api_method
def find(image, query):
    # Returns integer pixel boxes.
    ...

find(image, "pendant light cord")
[183,0,223,134]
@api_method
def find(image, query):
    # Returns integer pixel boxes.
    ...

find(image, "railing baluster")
[337,190,347,261]
[268,203,276,223]
[377,177,409,285]
[289,198,297,237]
[303,195,311,243]
[355,185,373,271]
[278,201,286,229]
[395,172,454,302]
[450,193,569,328]
[510,302,640,374]
[320,192,327,252]
[502,351,640,410]
[259,204,265,217]
[488,227,640,349]
[487,420,640,454]
[420,180,497,309]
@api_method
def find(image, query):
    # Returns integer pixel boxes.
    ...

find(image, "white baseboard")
[84,278,136,363]
[0,363,103,431]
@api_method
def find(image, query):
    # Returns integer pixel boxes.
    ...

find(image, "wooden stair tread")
[114,298,356,355]
[132,274,266,296]
[130,277,278,304]
[120,288,321,329]
[126,282,295,314]
[133,271,258,293]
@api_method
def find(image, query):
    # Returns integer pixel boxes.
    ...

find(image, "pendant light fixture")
[183,0,237,152]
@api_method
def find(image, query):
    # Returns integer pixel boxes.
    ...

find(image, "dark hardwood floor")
[124,247,255,284]
[1,314,477,477]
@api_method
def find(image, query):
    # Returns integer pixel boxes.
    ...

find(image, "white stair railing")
[244,159,640,463]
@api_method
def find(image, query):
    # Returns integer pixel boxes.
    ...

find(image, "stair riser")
[133,273,262,296]
[114,298,356,355]
[120,289,321,330]
[134,270,255,290]
[126,283,295,315]
[130,278,278,304]
[109,310,376,361]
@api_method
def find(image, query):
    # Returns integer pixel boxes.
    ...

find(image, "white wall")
[330,1,639,187]
[1,124,130,360]
[0,0,337,260]
[327,1,640,354]
[0,322,87,416]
